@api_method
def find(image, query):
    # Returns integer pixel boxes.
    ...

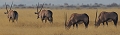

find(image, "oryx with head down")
[4,2,18,23]
[94,11,118,27]
[64,13,89,30]
[34,3,53,23]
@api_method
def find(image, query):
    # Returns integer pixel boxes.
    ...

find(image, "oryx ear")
[5,2,8,13]
[4,12,8,14]
[34,12,38,14]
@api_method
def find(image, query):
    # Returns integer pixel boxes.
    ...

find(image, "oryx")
[34,3,53,23]
[4,2,18,23]
[64,13,89,30]
[94,10,118,27]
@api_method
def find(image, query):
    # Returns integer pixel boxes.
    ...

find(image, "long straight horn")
[64,12,67,26]
[10,2,13,10]
[36,2,39,12]
[5,2,8,12]
[39,3,44,12]
[95,9,98,24]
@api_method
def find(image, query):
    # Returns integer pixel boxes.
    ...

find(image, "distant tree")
[18,4,25,7]
[3,4,10,7]
[59,6,64,7]
[107,3,119,7]
[80,5,90,7]
[49,3,51,6]
[64,3,69,6]
[52,4,54,6]
[92,3,100,7]
[13,4,17,7]
[44,3,48,6]
[111,3,118,7]
[99,3,103,5]
[94,3,98,5]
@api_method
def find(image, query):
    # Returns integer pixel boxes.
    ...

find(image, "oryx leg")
[15,18,18,23]
[106,22,108,26]
[48,17,53,23]
[73,23,75,29]
[15,15,18,23]
[83,21,89,29]
[12,18,14,22]
[37,16,39,19]
[102,22,105,27]
[113,19,118,27]
[103,22,104,25]
[9,17,12,22]
[50,17,53,23]
[9,19,11,22]
[76,23,78,29]
[45,17,47,23]
[41,16,44,23]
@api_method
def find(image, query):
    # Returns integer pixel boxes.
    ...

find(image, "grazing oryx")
[64,13,89,30]
[4,2,18,23]
[94,11,118,27]
[34,3,53,23]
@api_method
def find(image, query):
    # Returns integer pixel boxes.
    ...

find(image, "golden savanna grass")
[0,8,120,35]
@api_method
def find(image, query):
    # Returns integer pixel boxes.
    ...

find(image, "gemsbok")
[94,10,118,27]
[34,3,53,23]
[4,2,18,23]
[64,12,89,30]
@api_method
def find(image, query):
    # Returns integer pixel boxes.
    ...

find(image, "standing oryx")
[64,13,89,30]
[94,11,118,27]
[34,3,53,23]
[4,2,18,23]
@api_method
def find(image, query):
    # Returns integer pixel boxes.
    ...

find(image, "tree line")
[0,3,120,9]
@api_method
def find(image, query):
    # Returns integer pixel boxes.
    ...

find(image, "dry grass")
[0,8,120,35]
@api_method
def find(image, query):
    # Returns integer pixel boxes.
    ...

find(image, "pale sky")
[0,0,120,6]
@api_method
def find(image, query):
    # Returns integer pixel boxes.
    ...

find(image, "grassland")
[0,8,120,35]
